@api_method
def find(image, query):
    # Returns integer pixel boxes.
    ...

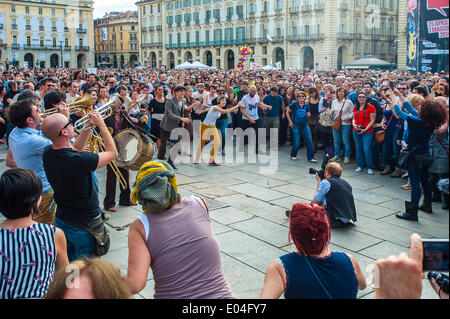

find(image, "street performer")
[103,100,144,212]
[41,110,117,261]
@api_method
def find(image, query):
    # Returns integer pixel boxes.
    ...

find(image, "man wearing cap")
[158,86,191,169]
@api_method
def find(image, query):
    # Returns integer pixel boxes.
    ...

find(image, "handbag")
[374,113,394,144]
[331,100,345,131]
[70,217,111,257]
[398,137,432,170]
[319,108,333,127]
[413,152,433,172]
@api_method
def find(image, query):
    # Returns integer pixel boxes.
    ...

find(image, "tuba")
[73,94,124,132]
[41,93,93,119]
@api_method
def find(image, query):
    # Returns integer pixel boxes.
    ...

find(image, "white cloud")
[93,0,138,19]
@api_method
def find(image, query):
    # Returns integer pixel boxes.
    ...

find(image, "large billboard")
[407,0,449,73]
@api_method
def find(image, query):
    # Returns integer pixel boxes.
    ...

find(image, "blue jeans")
[353,131,374,169]
[372,127,383,167]
[332,125,351,158]
[55,217,95,262]
[382,128,400,167]
[216,118,228,151]
[291,124,314,160]
[407,159,432,205]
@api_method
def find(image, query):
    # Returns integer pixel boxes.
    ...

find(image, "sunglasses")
[58,120,73,136]
[398,87,408,90]
[358,96,367,99]
[329,91,336,94]
[299,95,306,98]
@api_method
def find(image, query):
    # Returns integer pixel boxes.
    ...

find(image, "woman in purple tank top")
[125,160,234,299]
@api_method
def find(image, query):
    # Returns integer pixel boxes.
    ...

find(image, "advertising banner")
[407,0,449,73]
[406,0,420,72]
[419,0,449,72]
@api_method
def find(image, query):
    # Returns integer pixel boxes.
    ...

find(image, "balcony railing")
[39,26,45,31]
[339,3,349,10]
[11,43,20,49]
[257,37,268,43]
[12,24,17,30]
[149,26,154,31]
[302,5,312,12]
[260,11,268,18]
[64,27,69,32]
[52,27,57,31]
[287,33,324,41]
[76,28,87,33]
[315,3,324,10]
[246,37,257,44]
[0,23,3,30]
[272,36,284,43]
[289,7,299,14]
[156,25,162,30]
[26,25,31,30]
[337,32,363,40]
[75,45,89,51]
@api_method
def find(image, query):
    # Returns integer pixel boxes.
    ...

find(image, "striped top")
[0,223,56,299]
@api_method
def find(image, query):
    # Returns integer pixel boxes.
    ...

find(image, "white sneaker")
[368,169,374,175]
[355,167,363,172]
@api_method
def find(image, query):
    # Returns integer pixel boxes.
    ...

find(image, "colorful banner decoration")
[407,0,449,73]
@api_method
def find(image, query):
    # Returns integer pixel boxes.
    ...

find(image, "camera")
[428,272,449,294]
[309,167,325,180]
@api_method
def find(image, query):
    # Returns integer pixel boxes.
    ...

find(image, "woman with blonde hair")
[45,258,132,299]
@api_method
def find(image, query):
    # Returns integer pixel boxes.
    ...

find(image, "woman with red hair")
[260,203,366,299]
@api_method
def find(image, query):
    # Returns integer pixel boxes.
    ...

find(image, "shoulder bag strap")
[303,256,333,299]
[434,134,449,156]
[385,112,394,128]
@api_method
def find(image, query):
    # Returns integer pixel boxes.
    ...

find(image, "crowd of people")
[0,64,448,299]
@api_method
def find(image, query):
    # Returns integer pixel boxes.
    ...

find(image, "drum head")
[115,130,140,167]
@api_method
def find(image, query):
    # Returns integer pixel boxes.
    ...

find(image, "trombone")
[74,94,123,132]
[89,129,128,190]
[41,93,93,119]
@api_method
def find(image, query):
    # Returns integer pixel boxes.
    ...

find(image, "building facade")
[94,11,139,68]
[0,0,94,68]
[136,0,400,70]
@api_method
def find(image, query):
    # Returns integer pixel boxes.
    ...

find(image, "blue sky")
[94,0,138,19]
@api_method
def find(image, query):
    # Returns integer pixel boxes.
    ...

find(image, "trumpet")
[74,94,124,132]
[41,93,92,119]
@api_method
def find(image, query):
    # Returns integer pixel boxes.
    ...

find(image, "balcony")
[64,27,69,32]
[11,43,20,49]
[0,23,3,30]
[246,37,257,44]
[142,27,148,32]
[275,9,282,15]
[315,3,324,10]
[156,25,162,31]
[339,3,349,10]
[26,25,31,30]
[64,46,71,50]
[287,33,324,41]
[76,28,87,33]
[52,27,57,32]
[337,32,355,40]
[272,36,284,43]
[149,26,154,31]
[12,24,18,30]
[289,7,299,14]
[302,5,312,12]
[260,11,268,18]
[75,45,89,51]
[257,37,268,43]
[39,26,45,31]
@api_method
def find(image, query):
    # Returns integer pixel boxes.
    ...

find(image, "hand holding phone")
[422,239,449,272]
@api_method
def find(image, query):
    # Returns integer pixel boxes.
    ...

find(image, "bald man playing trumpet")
[41,110,117,261]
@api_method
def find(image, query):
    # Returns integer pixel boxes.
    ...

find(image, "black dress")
[149,98,166,138]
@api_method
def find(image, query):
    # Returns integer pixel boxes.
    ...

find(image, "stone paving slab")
[215,230,287,273]
[210,220,234,236]
[218,194,287,225]
[230,217,290,248]
[271,184,316,200]
[379,214,450,238]
[269,196,311,210]
[354,200,399,219]
[209,206,254,225]
[328,227,384,252]
[225,183,290,202]
[225,171,289,188]
[358,241,407,261]
[195,186,237,198]
[352,189,395,205]
[194,173,246,187]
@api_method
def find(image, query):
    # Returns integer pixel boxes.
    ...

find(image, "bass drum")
[114,129,154,171]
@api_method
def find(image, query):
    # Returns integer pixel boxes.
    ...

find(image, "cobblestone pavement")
[0,141,447,299]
